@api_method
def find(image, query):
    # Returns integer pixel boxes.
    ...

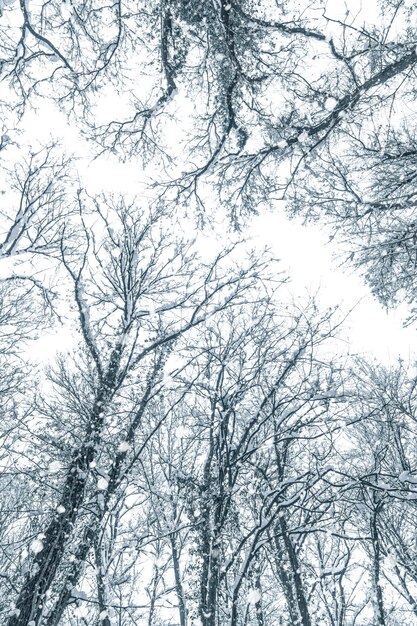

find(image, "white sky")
[20,99,415,367]
[251,210,415,364]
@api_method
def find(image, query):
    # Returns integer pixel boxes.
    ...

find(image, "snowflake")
[247,589,261,604]
[30,539,44,554]
[71,589,88,600]
[117,441,130,453]
[48,460,62,473]
[97,477,109,490]
[324,97,337,111]
[298,131,310,144]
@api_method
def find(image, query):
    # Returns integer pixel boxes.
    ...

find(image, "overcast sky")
[19,89,415,367]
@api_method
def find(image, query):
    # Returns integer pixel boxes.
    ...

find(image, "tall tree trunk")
[45,524,97,626]
[95,536,112,626]
[370,505,386,626]
[8,344,124,626]
[171,533,187,626]
[276,517,312,626]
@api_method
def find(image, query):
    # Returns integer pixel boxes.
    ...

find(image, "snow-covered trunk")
[370,505,387,626]
[44,524,98,626]
[170,532,187,626]
[199,514,220,626]
[35,355,160,625]
[7,344,124,626]
[243,564,265,626]
[273,533,300,626]
[276,516,312,626]
[199,396,228,626]
[94,536,112,626]
[253,572,265,626]
[199,484,225,626]
[147,563,160,626]
[334,574,347,626]
[7,429,99,626]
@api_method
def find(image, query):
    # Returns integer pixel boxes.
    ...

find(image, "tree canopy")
[2,1,417,626]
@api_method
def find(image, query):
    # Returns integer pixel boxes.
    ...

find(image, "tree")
[3,2,417,625]
[1,2,416,220]
[81,294,349,626]
[0,145,74,619]
[319,359,417,625]
[4,195,269,626]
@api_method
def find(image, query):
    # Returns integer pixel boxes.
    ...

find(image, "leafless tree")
[3,195,269,626]
[1,1,416,222]
[2,3,417,626]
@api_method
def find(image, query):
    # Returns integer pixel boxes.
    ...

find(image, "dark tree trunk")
[276,516,312,626]
[171,533,187,626]
[370,506,387,626]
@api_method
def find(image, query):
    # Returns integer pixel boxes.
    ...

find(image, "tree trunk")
[171,533,187,626]
[276,517,312,626]
[370,506,386,626]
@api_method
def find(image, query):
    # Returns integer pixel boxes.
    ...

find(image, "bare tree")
[3,3,417,626]
[98,296,348,626]
[4,195,268,626]
[2,1,417,223]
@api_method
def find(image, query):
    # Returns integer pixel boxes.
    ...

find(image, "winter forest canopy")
[2,0,417,625]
